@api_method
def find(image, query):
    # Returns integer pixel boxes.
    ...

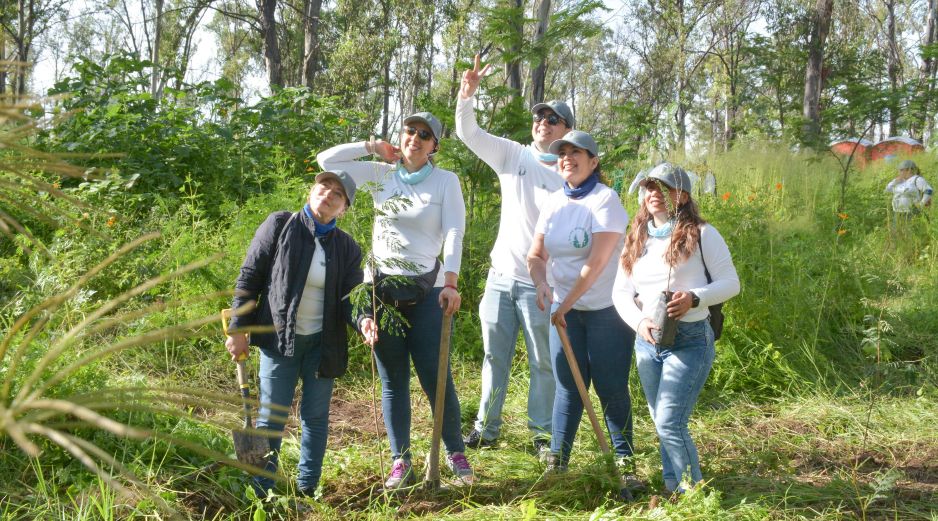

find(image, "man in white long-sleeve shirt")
[455,54,570,454]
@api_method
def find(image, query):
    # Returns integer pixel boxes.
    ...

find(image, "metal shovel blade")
[233,428,269,469]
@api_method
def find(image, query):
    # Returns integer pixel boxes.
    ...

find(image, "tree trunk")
[802,0,834,145]
[150,0,164,99]
[915,0,937,141]
[886,0,899,135]
[529,0,551,105]
[507,0,523,101]
[257,0,283,89]
[381,58,391,138]
[301,0,323,88]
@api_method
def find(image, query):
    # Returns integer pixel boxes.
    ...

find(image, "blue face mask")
[529,143,558,163]
[396,161,434,185]
[647,219,674,238]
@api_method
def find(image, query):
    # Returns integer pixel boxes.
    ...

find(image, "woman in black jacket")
[225,170,370,497]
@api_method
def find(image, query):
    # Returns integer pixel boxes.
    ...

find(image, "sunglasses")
[533,113,564,126]
[403,126,434,140]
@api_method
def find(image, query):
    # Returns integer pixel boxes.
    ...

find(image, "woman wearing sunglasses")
[317,112,473,490]
[613,163,739,495]
[526,130,642,494]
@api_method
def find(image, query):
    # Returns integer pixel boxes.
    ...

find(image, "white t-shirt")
[885,175,933,212]
[612,224,740,331]
[455,96,564,283]
[535,184,628,310]
[295,237,326,335]
[317,142,466,286]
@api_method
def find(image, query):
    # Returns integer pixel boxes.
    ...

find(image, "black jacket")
[228,211,363,378]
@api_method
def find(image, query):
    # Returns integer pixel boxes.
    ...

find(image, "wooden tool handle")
[426,313,453,485]
[556,324,611,455]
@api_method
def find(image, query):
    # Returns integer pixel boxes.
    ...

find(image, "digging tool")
[555,324,635,501]
[424,311,453,490]
[221,309,269,469]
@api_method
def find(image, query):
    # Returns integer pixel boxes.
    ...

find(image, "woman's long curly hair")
[620,189,707,274]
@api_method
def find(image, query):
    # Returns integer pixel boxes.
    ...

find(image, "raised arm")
[316,141,393,187]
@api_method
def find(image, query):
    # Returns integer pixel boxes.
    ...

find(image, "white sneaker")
[384,458,414,490]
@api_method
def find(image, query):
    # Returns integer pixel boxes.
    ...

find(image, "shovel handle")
[425,312,452,486]
[556,324,611,455]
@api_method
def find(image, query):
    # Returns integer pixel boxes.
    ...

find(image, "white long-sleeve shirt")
[317,142,466,286]
[455,96,564,283]
[885,175,933,213]
[612,224,740,331]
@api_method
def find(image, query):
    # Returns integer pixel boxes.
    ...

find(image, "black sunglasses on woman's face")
[403,126,434,140]
[532,112,563,126]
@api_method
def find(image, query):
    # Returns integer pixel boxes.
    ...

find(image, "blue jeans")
[373,287,465,460]
[474,269,554,440]
[549,305,635,465]
[254,333,334,494]
[635,319,715,492]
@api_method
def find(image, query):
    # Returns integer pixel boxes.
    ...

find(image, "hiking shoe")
[446,452,475,486]
[533,437,551,462]
[615,457,647,494]
[384,458,415,490]
[463,429,497,449]
[542,452,567,476]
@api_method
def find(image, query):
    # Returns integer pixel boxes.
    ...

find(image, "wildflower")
[775,182,783,190]
[837,229,846,236]
[106,216,117,227]
[838,212,848,220]
[721,192,731,201]
[51,182,60,190]
[307,167,314,172]
[748,194,756,201]
[339,117,347,125]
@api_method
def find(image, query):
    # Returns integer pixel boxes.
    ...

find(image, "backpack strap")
[699,228,712,284]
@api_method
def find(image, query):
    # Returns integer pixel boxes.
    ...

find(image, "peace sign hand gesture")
[460,53,493,100]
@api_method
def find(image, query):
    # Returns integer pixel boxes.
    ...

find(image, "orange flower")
[838,212,848,220]
[748,194,756,201]
[51,182,60,190]
[106,216,117,227]
[721,192,731,201]
[837,229,846,236]
[775,182,783,190]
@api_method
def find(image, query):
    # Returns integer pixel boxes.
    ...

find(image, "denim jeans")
[474,269,554,441]
[549,304,635,465]
[373,287,465,460]
[254,333,334,494]
[634,319,715,492]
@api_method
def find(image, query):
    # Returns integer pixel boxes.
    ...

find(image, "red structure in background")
[830,136,924,168]
[830,138,873,168]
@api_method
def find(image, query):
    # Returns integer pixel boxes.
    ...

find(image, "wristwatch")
[690,292,700,308]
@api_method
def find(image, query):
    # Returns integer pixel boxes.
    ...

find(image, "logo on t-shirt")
[569,227,589,248]
[519,167,527,176]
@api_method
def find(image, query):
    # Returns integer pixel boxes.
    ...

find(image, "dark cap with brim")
[548,130,598,157]
[531,100,575,128]
[403,112,443,141]
[642,162,692,193]
[315,170,357,207]
[898,159,918,171]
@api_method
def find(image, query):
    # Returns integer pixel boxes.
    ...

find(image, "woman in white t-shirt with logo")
[526,130,642,493]
[886,159,932,221]
[612,163,739,494]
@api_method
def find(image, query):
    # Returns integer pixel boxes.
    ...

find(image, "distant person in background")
[317,111,474,489]
[456,54,568,455]
[886,159,932,222]
[226,171,365,498]
[613,163,739,494]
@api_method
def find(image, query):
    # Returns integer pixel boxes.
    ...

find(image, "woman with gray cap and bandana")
[613,162,740,494]
[526,130,642,494]
[317,112,473,489]
[226,170,365,497]
[886,159,932,221]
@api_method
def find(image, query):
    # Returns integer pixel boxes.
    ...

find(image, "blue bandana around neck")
[303,203,337,237]
[647,219,674,238]
[529,143,558,163]
[563,171,599,199]
[396,161,434,185]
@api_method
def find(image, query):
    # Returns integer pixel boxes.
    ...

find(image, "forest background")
[1,0,937,519]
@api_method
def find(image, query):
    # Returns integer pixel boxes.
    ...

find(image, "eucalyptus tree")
[802,0,833,145]
[0,0,70,96]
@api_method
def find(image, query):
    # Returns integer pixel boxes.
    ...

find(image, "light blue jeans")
[254,333,334,494]
[474,269,554,441]
[634,319,715,492]
[549,304,635,465]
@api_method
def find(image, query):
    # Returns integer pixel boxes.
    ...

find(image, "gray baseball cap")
[531,100,575,128]
[315,169,357,207]
[403,112,443,141]
[898,159,918,171]
[547,130,598,157]
[643,162,692,193]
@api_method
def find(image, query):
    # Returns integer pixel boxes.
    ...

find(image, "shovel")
[424,311,453,490]
[555,323,635,501]
[221,308,269,469]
